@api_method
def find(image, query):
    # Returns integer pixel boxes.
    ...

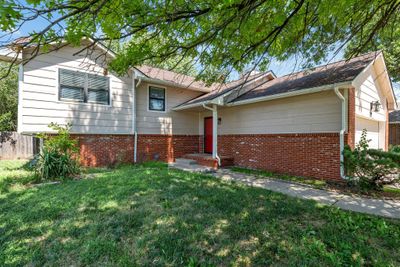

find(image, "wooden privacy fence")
[0,132,40,160]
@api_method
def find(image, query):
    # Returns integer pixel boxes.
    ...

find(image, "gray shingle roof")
[230,52,380,103]
[136,65,214,92]
[175,71,274,107]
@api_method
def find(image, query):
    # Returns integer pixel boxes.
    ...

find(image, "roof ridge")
[278,51,381,79]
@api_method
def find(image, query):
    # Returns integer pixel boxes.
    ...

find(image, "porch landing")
[182,153,234,169]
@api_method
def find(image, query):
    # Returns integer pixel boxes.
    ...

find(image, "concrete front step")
[182,153,234,169]
[168,162,215,173]
[175,158,197,165]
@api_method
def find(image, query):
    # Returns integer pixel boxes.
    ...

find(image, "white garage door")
[355,117,381,149]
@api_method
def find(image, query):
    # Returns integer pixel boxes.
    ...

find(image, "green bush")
[34,123,80,181]
[343,129,400,190]
[389,145,400,153]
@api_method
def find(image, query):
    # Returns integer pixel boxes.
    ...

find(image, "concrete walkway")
[212,169,400,219]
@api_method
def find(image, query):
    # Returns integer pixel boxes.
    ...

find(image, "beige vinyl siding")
[136,82,202,135]
[353,65,386,121]
[20,45,133,134]
[352,64,387,149]
[199,90,342,134]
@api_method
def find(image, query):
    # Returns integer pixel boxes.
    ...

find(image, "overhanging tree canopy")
[0,0,399,82]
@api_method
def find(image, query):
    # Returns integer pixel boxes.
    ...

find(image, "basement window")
[59,68,110,105]
[148,86,166,111]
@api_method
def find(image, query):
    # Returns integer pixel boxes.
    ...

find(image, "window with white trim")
[59,68,110,105]
[148,86,165,111]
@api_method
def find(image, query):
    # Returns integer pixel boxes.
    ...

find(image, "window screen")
[88,74,109,105]
[59,68,110,105]
[59,69,85,102]
[149,86,165,111]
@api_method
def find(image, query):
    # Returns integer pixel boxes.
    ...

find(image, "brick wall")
[346,87,356,149]
[385,100,389,150]
[72,133,341,181]
[136,134,201,163]
[72,134,201,167]
[218,133,341,181]
[72,134,134,167]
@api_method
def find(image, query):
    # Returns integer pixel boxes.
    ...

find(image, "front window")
[59,68,110,105]
[149,86,165,111]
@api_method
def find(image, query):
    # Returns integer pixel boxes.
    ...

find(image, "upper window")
[149,86,165,111]
[59,68,110,105]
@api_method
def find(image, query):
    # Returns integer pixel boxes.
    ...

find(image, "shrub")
[389,145,400,153]
[343,129,400,190]
[34,123,80,181]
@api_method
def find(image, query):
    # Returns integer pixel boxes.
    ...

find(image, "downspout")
[132,75,142,163]
[202,103,221,166]
[334,87,348,179]
[17,64,23,134]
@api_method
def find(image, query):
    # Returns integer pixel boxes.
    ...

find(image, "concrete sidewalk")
[213,169,400,219]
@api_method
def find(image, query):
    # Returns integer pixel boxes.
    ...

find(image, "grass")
[230,166,327,189]
[1,160,400,266]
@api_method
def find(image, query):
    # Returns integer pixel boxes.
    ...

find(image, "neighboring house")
[389,109,400,145]
[0,39,396,181]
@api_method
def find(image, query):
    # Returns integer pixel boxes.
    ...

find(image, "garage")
[355,116,385,149]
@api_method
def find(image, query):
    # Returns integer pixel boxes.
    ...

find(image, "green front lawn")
[1,160,399,266]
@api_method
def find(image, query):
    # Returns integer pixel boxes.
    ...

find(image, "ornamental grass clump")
[34,123,80,181]
[343,129,400,190]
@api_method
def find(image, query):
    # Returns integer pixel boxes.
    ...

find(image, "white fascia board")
[173,101,205,111]
[226,81,353,107]
[174,81,354,110]
[138,76,210,92]
[173,92,227,111]
[0,48,22,63]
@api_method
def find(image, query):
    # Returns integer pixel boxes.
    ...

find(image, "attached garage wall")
[352,63,388,150]
[355,116,384,149]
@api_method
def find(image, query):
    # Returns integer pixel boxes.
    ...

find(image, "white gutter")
[227,81,352,107]
[174,101,207,111]
[138,76,210,93]
[202,103,221,166]
[174,81,354,111]
[17,64,23,133]
[334,87,349,180]
[133,76,142,163]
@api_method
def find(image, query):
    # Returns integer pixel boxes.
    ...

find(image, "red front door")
[204,117,213,154]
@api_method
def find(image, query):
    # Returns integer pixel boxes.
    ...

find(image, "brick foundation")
[72,132,343,181]
[72,134,134,167]
[217,133,341,181]
[136,134,201,163]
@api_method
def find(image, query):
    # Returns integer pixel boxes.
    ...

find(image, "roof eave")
[0,48,22,63]
[138,76,210,93]
[226,81,353,107]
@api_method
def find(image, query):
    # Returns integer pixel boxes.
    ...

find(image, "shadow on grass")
[0,163,399,266]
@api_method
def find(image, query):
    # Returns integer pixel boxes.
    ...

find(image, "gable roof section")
[174,52,381,110]
[135,65,213,92]
[2,37,212,92]
[230,52,379,103]
[173,71,276,109]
